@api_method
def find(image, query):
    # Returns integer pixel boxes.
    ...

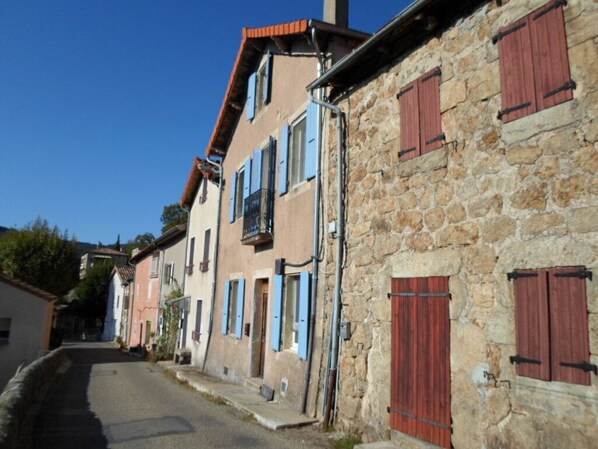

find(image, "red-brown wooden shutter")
[548,267,591,386]
[530,1,574,111]
[398,81,420,161]
[497,16,537,123]
[418,68,443,154]
[513,270,551,380]
[391,276,451,448]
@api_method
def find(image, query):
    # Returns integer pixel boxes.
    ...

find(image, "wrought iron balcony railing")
[242,188,274,245]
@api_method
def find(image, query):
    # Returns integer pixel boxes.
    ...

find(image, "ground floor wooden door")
[390,276,451,448]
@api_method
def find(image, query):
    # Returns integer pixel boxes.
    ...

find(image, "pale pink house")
[127,225,187,349]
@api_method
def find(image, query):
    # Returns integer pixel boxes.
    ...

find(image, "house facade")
[127,225,186,349]
[180,157,219,367]
[202,19,368,414]
[101,265,134,342]
[0,271,56,390]
[79,247,128,279]
[310,0,597,447]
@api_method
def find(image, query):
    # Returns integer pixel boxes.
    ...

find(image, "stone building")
[309,0,597,447]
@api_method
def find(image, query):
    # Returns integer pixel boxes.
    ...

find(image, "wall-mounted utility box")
[340,321,351,340]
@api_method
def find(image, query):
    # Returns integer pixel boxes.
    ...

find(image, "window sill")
[501,100,577,146]
[398,146,449,178]
[285,180,311,200]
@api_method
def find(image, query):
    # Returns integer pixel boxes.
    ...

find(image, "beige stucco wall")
[322,0,598,446]
[206,43,323,412]
[184,177,219,367]
[0,281,53,390]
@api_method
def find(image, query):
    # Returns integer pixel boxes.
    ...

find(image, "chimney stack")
[324,0,349,28]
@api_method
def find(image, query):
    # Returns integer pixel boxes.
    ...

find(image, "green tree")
[160,203,186,234]
[114,234,121,252]
[72,260,114,322]
[0,218,79,297]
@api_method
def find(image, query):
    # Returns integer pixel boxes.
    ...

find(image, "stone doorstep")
[355,443,401,449]
[159,363,318,431]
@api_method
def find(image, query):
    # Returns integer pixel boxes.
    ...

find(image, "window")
[199,178,208,204]
[494,1,574,123]
[192,300,203,342]
[200,229,211,272]
[229,161,252,223]
[163,262,174,285]
[271,272,311,359]
[289,116,307,189]
[247,51,272,121]
[150,254,159,277]
[235,167,245,220]
[284,275,301,350]
[0,318,11,343]
[397,67,444,161]
[222,279,245,339]
[116,295,120,309]
[510,266,595,386]
[187,237,195,274]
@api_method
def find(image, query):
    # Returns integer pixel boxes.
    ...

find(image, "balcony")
[242,188,274,245]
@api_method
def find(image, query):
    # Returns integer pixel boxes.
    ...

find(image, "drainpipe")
[300,26,325,416]
[202,156,223,373]
[309,89,344,430]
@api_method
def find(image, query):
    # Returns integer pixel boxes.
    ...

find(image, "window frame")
[234,167,245,221]
[150,253,159,278]
[288,114,307,190]
[284,274,301,351]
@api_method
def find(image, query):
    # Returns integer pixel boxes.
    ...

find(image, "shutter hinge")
[398,147,416,158]
[533,0,567,21]
[554,270,592,281]
[507,271,539,281]
[560,361,597,375]
[426,133,445,145]
[544,80,576,99]
[497,101,532,120]
[421,67,442,82]
[510,355,542,365]
[492,21,526,44]
[396,85,413,99]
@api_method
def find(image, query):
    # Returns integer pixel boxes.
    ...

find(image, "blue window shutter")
[229,171,237,223]
[235,279,245,339]
[271,275,283,351]
[251,148,262,193]
[305,102,319,181]
[222,280,231,334]
[247,72,256,121]
[298,271,311,360]
[243,159,252,200]
[279,124,289,195]
[264,51,273,105]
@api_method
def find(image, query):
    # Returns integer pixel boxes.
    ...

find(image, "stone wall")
[323,0,598,446]
[0,348,67,449]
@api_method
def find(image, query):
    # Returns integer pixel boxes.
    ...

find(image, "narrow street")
[31,343,330,449]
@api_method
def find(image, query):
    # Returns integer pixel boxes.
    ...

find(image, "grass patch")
[200,391,227,406]
[330,434,362,449]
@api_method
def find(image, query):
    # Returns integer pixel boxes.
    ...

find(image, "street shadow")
[31,345,144,449]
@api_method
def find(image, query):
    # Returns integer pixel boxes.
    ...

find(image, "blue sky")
[0,1,410,244]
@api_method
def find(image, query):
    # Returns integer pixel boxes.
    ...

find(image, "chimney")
[324,0,349,28]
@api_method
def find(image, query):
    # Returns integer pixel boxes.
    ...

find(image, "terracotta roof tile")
[115,265,135,283]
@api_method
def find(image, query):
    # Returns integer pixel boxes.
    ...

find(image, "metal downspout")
[310,90,344,430]
[202,156,223,373]
[300,26,325,416]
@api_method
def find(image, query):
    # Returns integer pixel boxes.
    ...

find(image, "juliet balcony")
[242,188,274,245]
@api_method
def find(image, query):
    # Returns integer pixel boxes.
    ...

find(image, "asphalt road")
[31,342,331,449]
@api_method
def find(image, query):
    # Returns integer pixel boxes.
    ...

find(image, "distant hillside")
[0,226,13,236]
